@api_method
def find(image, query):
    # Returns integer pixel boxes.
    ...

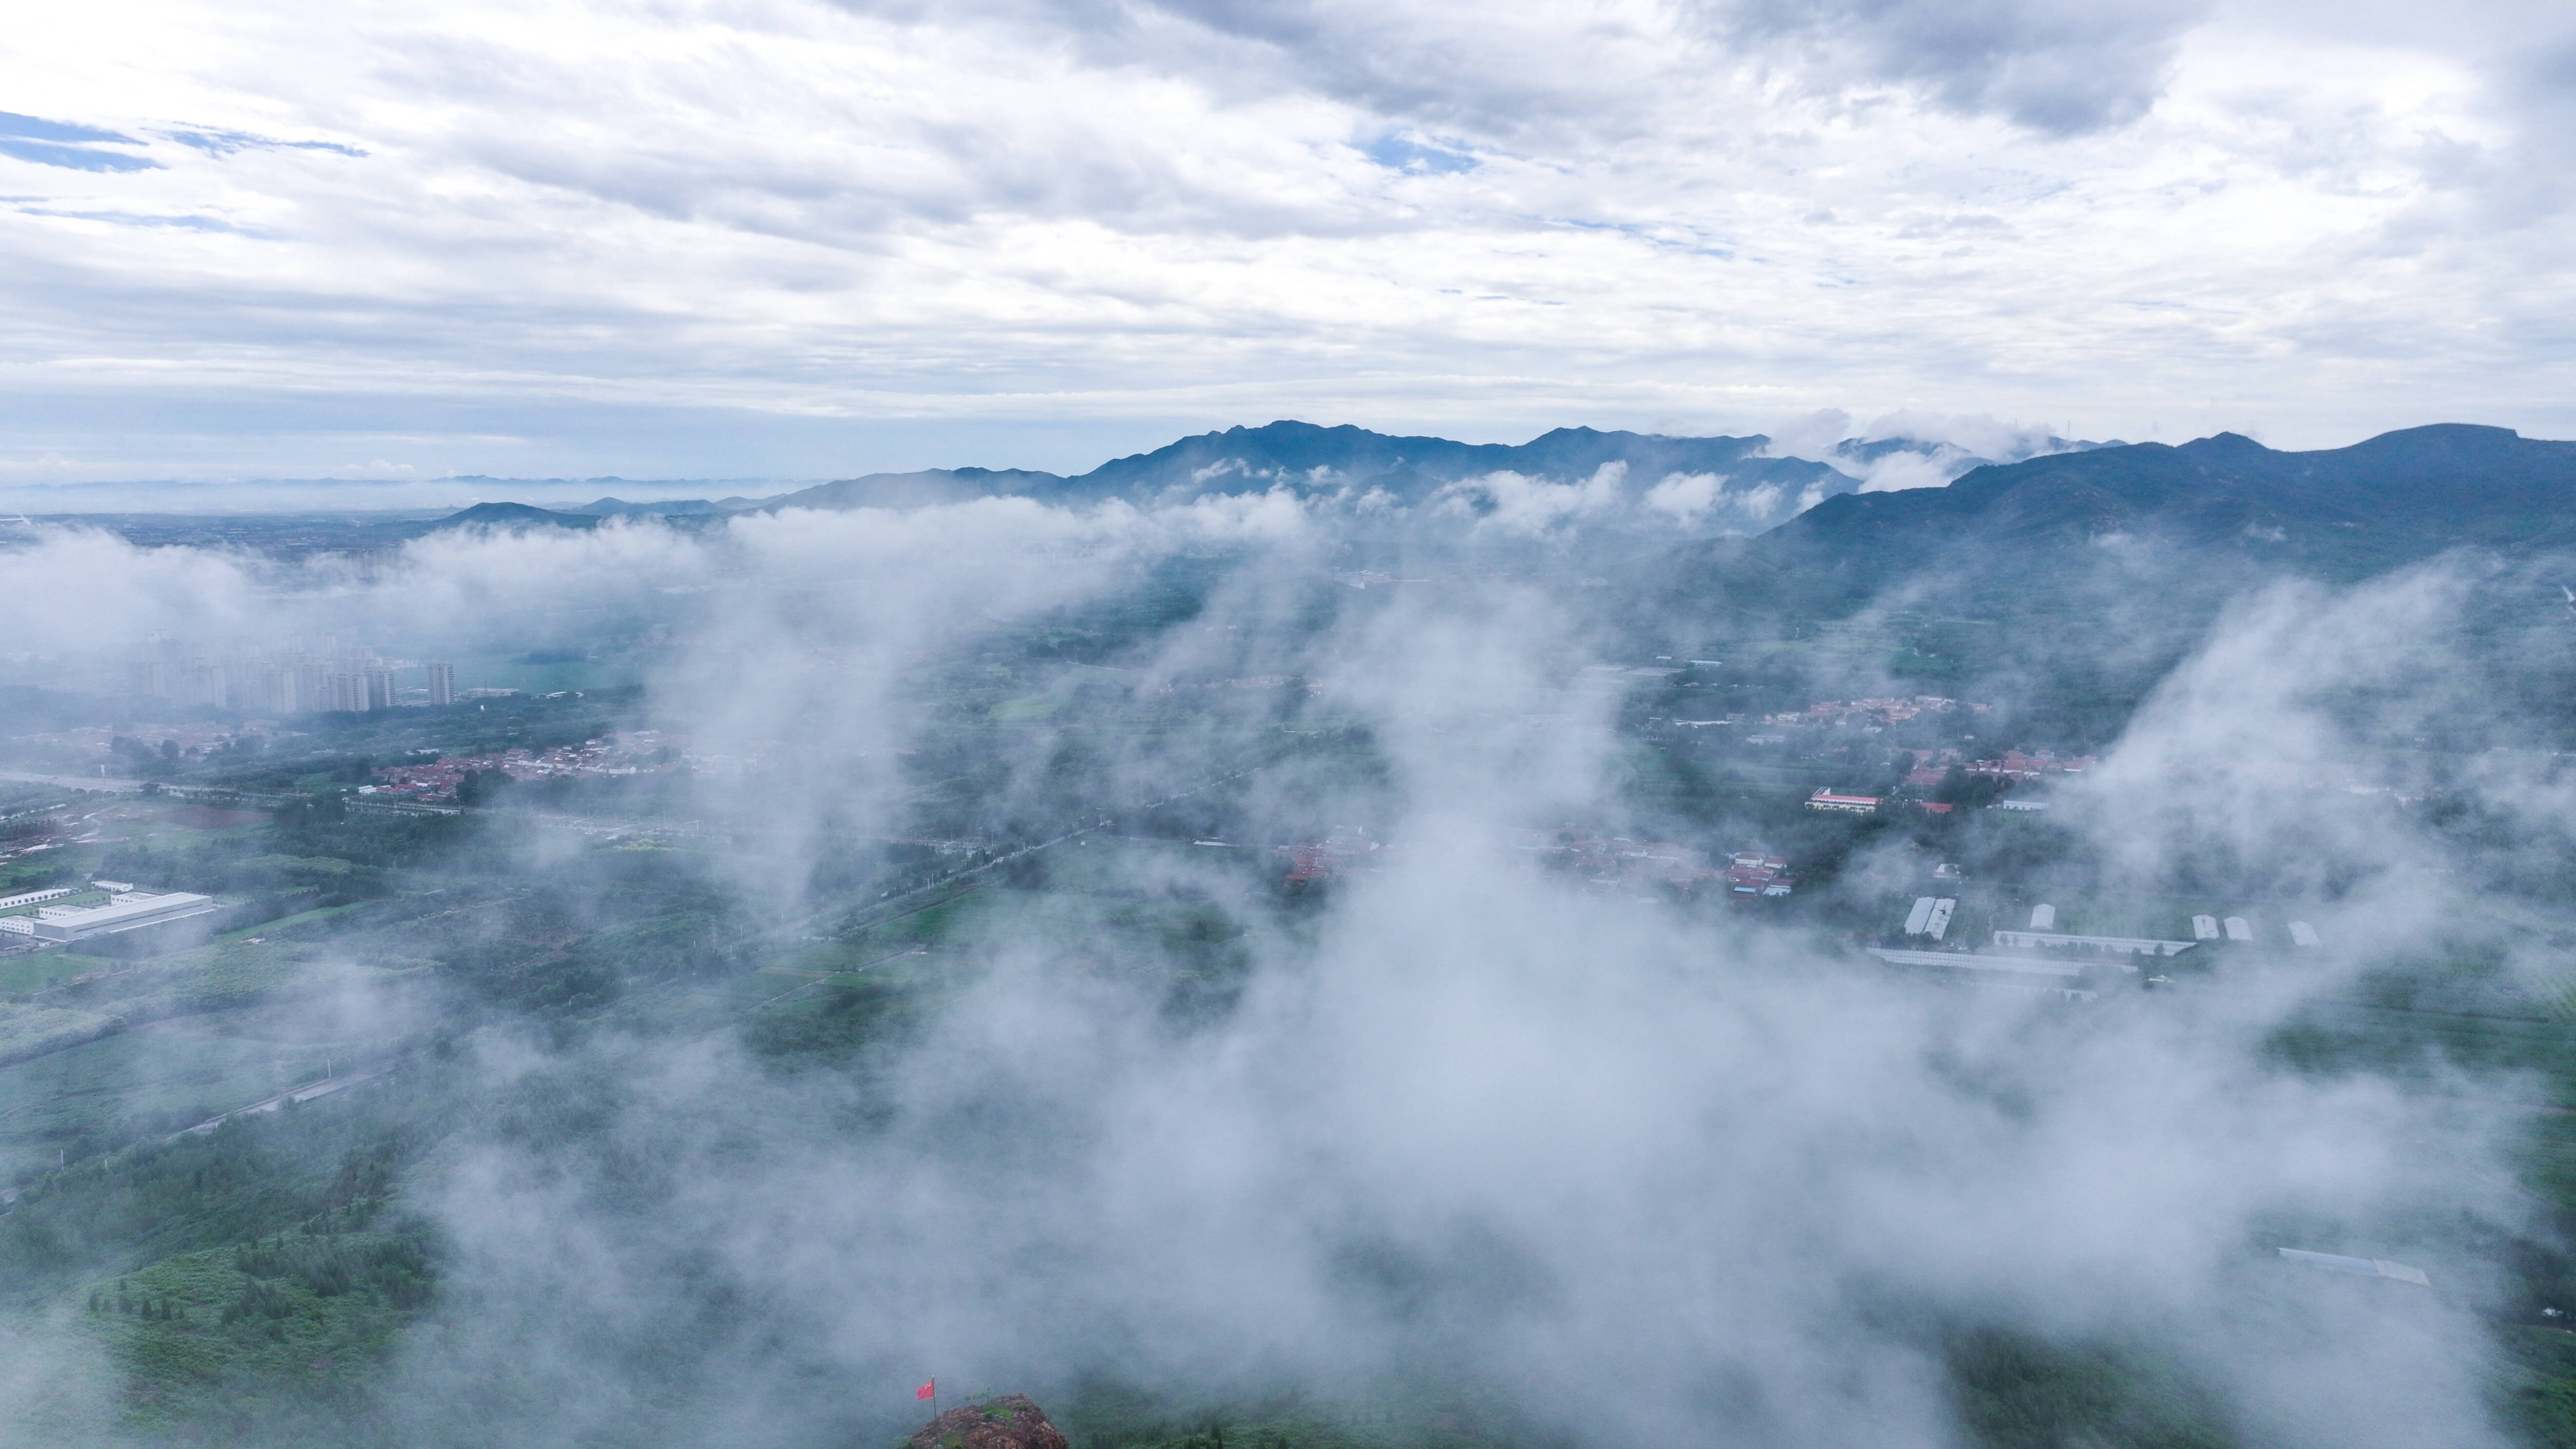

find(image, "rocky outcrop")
[906,1396,1069,1449]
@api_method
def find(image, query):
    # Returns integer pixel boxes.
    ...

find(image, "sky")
[1,0,2572,484]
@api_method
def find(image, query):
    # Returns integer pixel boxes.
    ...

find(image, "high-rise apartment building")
[286,657,327,712]
[125,635,429,715]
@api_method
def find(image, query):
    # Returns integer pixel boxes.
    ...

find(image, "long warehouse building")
[0,890,218,942]
[1990,930,2197,957]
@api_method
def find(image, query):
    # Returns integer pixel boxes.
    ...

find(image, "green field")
[0,947,112,995]
[0,1009,371,1173]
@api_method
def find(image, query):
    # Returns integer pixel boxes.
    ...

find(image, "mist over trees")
[3,428,2576,1448]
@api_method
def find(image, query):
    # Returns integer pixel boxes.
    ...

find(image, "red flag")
[917,1381,936,1401]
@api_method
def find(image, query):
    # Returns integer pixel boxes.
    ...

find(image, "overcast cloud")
[0,0,2570,483]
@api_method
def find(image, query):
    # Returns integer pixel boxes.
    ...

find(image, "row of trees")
[88,1279,186,1319]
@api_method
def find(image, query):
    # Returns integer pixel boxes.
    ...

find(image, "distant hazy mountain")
[1076,420,1837,498]
[759,468,1068,512]
[762,421,1863,537]
[1814,432,2113,491]
[425,422,2574,570]
[406,502,602,535]
[1773,423,2576,574]
[1648,422,2576,637]
[394,499,765,536]
[1618,422,2576,735]
[571,496,736,517]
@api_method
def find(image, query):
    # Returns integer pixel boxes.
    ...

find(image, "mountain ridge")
[752,419,1870,535]
[418,501,600,533]
[1769,423,2576,571]
[403,421,2576,572]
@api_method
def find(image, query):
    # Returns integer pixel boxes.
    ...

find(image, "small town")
[362,732,686,803]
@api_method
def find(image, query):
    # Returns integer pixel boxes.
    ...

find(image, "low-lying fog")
[2,493,2565,1449]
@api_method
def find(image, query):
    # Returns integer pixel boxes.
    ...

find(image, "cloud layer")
[7,492,2572,1446]
[0,0,2570,482]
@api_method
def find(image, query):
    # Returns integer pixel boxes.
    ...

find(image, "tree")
[456,769,514,808]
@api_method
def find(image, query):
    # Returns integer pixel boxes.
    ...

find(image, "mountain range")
[1761,423,2576,586]
[755,422,1857,511]
[421,420,2576,592]
[593,422,1886,538]
[452,420,2090,539]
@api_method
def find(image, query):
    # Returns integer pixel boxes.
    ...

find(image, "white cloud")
[1754,408,2088,490]
[1640,469,1722,520]
[1437,462,1630,537]
[0,0,2568,482]
[0,491,2556,1447]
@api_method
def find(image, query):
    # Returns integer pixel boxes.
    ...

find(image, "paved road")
[0,770,141,793]
[0,1064,398,1208]
[820,763,1268,939]
[178,1063,395,1138]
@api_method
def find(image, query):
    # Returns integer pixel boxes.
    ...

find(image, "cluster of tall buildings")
[125,636,456,714]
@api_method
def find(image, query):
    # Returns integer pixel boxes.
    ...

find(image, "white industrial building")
[1903,896,1957,941]
[1807,789,1880,814]
[0,889,217,942]
[1871,947,2081,978]
[1991,929,2197,957]
[1867,947,2099,1000]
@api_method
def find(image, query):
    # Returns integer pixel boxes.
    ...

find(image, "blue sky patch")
[0,138,156,172]
[1359,133,1477,175]
[0,111,135,144]
[0,111,155,171]
[168,127,366,158]
[16,206,246,232]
